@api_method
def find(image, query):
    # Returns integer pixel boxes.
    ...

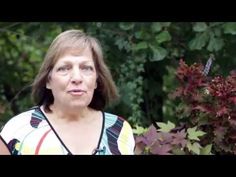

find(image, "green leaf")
[207,37,224,52]
[134,31,148,39]
[151,22,171,33]
[223,22,236,35]
[156,121,175,133]
[187,126,206,141]
[188,32,209,50]
[187,141,201,155]
[213,27,222,37]
[0,39,5,45]
[133,125,148,135]
[160,22,171,27]
[149,45,167,61]
[200,144,212,155]
[133,42,148,51]
[175,102,191,119]
[156,31,172,44]
[119,22,135,31]
[193,22,208,32]
[151,22,162,32]
[172,147,186,155]
[209,22,224,27]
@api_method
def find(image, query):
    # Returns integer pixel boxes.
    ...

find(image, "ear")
[94,77,98,89]
[46,81,51,89]
[46,73,51,89]
[94,81,97,89]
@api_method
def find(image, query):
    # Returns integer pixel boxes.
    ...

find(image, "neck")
[48,104,93,121]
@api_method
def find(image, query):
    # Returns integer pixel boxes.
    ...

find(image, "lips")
[67,89,86,96]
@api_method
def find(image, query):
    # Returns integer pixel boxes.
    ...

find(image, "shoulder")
[103,112,135,154]
[2,108,37,128]
[0,107,39,139]
[104,112,131,127]
[103,112,133,137]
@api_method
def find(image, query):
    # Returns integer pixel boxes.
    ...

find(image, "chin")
[68,102,90,109]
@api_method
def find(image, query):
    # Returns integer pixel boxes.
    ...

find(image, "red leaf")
[143,125,158,145]
[193,105,213,113]
[216,107,228,117]
[156,132,173,144]
[171,129,187,148]
[229,97,236,104]
[214,126,227,143]
[150,143,172,155]
[135,136,147,144]
[168,88,183,99]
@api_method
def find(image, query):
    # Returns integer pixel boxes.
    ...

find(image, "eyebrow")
[56,60,94,66]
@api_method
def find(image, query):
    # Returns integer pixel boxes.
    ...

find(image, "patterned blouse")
[0,106,135,155]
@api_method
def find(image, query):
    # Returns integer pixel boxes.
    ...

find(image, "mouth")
[67,89,86,96]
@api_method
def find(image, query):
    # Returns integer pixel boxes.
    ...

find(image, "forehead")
[54,46,94,64]
[56,55,95,65]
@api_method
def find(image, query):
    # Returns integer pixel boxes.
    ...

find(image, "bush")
[134,121,212,155]
[134,58,236,154]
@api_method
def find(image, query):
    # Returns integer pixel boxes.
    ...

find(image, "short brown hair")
[32,29,119,112]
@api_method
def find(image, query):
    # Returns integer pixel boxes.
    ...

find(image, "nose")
[70,67,83,84]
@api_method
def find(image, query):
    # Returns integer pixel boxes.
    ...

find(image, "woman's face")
[46,47,97,110]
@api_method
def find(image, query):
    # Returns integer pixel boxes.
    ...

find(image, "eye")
[81,65,94,71]
[57,65,71,73]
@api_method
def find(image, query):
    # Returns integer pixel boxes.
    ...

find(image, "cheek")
[92,78,98,89]
[93,79,97,89]
[48,75,68,90]
[87,77,97,90]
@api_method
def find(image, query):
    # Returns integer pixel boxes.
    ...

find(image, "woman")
[0,29,135,155]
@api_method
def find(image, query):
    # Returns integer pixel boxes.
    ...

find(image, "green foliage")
[186,141,202,155]
[119,22,135,31]
[189,32,209,50]
[156,121,175,132]
[193,22,208,32]
[149,45,167,61]
[133,125,148,135]
[207,36,224,52]
[223,22,236,35]
[155,31,172,44]
[201,144,212,155]
[187,126,206,141]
